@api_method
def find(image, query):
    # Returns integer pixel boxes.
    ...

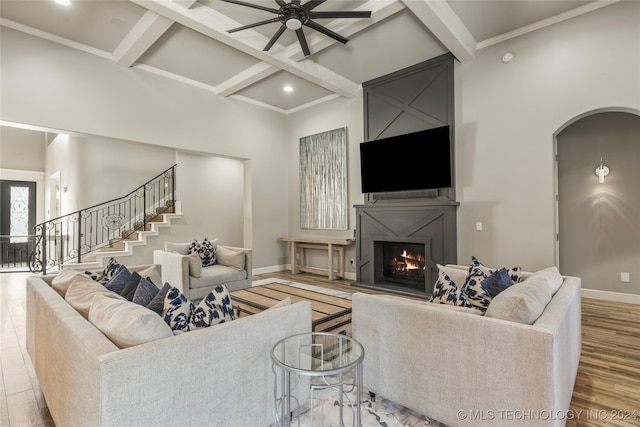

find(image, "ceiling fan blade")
[305,20,348,44]
[220,0,279,14]
[302,0,326,12]
[295,28,311,56]
[308,11,372,19]
[275,0,287,6]
[291,0,301,4]
[264,24,287,52]
[228,17,281,33]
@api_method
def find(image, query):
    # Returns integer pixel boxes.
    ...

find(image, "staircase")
[29,165,181,274]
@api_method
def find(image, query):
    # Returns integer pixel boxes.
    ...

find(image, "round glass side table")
[271,332,365,427]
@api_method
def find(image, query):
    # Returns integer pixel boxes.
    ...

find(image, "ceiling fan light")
[286,18,302,30]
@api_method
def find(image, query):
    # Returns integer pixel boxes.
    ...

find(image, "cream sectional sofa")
[153,244,252,300]
[352,266,582,427]
[26,268,312,427]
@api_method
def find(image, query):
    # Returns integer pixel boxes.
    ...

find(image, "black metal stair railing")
[29,164,176,274]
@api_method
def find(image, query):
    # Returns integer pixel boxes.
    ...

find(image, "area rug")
[292,384,445,427]
[252,278,353,300]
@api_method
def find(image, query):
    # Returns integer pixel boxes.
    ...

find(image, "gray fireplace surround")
[353,196,458,298]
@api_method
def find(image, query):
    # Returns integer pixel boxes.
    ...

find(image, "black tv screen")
[360,126,452,193]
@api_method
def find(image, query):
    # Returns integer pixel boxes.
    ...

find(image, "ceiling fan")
[222,0,371,56]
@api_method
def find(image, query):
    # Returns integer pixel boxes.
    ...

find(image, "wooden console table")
[278,237,354,280]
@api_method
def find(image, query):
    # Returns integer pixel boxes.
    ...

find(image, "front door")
[0,180,37,267]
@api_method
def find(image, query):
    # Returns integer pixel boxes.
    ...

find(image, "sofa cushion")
[189,238,218,267]
[104,265,132,294]
[429,267,468,307]
[52,269,91,297]
[98,257,121,284]
[485,276,553,324]
[187,253,202,278]
[132,276,159,306]
[216,245,245,270]
[465,256,522,285]
[120,272,142,301]
[146,283,171,316]
[89,296,173,348]
[462,267,515,312]
[163,286,194,332]
[162,285,235,332]
[65,275,125,318]
[481,268,515,298]
[190,265,247,290]
[164,241,191,255]
[190,285,236,329]
[136,265,162,289]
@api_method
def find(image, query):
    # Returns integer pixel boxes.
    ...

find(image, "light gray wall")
[557,112,640,295]
[1,27,290,270]
[454,0,640,271]
[286,1,640,281]
[0,126,46,171]
[286,96,365,274]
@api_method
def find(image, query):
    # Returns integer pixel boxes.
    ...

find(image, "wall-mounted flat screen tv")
[360,125,452,194]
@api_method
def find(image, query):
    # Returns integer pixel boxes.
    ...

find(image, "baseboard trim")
[581,288,640,305]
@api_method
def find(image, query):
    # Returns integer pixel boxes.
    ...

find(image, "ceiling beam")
[401,0,476,63]
[132,0,361,98]
[113,0,197,67]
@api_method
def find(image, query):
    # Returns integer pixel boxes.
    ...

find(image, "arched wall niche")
[553,107,640,300]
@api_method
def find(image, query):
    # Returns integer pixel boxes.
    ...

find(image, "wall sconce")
[595,158,610,183]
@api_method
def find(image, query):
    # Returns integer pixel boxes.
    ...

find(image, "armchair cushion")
[216,245,245,270]
[190,265,247,290]
[164,241,191,255]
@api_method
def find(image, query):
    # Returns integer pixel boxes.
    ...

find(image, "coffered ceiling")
[0,0,618,114]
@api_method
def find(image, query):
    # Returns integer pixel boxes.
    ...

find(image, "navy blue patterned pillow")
[147,283,171,316]
[481,268,514,298]
[467,256,521,284]
[104,265,131,294]
[190,285,235,329]
[98,257,121,284]
[462,257,522,312]
[189,238,217,268]
[163,286,194,332]
[132,277,159,306]
[430,269,468,307]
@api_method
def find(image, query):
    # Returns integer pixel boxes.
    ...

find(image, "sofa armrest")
[97,300,312,426]
[153,250,189,293]
[353,291,576,427]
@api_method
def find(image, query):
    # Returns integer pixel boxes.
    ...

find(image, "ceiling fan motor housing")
[281,4,307,30]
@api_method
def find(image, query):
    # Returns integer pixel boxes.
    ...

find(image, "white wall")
[455,0,640,271]
[0,126,46,171]
[286,1,640,282]
[286,96,365,275]
[1,27,290,269]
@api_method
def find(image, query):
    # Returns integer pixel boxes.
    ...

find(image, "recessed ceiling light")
[54,0,71,6]
[501,52,514,63]
[283,85,294,93]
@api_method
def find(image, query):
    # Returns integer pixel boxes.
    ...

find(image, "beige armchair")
[153,244,252,300]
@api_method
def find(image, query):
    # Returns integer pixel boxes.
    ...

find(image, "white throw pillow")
[164,241,191,255]
[89,296,173,348]
[52,269,91,297]
[65,275,125,318]
[216,245,245,270]
[485,276,553,324]
[136,265,162,289]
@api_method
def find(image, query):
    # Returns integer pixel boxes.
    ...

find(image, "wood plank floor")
[1,270,639,426]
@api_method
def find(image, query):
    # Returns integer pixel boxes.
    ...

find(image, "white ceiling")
[0,0,617,114]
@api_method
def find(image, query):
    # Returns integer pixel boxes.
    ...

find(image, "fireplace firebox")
[380,242,426,289]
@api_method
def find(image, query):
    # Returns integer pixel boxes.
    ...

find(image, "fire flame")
[391,249,425,271]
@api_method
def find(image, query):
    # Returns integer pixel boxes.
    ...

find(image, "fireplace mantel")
[353,199,458,298]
